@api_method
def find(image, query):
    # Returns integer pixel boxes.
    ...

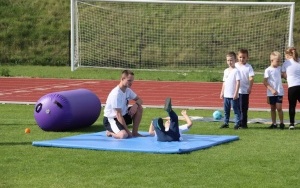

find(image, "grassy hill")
[0,0,299,67]
[0,0,70,65]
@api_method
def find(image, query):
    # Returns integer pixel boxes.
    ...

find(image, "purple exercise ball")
[34,89,101,131]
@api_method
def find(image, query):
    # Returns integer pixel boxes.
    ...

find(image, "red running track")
[0,77,297,110]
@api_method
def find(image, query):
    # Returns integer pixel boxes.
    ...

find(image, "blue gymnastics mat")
[32,131,239,154]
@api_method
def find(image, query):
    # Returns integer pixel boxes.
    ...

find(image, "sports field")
[1,66,300,187]
[1,0,300,186]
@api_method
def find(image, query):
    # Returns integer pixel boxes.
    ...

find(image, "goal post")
[70,0,295,71]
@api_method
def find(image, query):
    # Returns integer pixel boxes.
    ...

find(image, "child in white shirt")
[235,49,255,129]
[282,47,300,130]
[263,51,284,129]
[220,52,241,129]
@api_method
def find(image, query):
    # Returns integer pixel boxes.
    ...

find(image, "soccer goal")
[70,0,295,71]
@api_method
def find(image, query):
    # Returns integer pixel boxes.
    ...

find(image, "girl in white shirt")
[282,47,300,130]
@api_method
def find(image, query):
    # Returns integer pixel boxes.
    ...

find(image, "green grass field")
[0,66,298,187]
[1,104,300,187]
[1,0,300,187]
[0,65,266,82]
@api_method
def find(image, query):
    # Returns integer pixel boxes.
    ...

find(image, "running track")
[0,77,297,110]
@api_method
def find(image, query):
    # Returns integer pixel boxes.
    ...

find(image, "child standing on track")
[235,49,255,129]
[263,51,285,129]
[220,52,241,129]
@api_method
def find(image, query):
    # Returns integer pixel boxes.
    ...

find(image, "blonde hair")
[270,51,282,62]
[285,47,299,62]
[226,52,236,60]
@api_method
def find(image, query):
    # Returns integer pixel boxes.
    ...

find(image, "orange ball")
[25,128,31,134]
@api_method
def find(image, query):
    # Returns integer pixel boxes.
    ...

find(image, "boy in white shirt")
[220,52,241,129]
[263,51,285,129]
[235,49,255,129]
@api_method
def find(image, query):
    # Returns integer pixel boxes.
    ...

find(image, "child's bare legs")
[270,104,277,125]
[277,103,285,129]
[276,103,283,123]
[269,102,284,129]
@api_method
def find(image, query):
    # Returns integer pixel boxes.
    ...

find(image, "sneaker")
[289,123,295,130]
[239,125,248,129]
[164,97,172,112]
[234,124,240,130]
[279,123,285,130]
[153,118,164,131]
[269,124,278,129]
[220,124,229,129]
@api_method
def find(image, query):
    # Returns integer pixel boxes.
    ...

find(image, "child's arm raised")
[181,110,192,129]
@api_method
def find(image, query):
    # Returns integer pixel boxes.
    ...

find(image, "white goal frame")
[70,0,295,71]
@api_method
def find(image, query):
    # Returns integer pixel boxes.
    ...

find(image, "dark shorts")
[103,113,133,133]
[268,96,283,105]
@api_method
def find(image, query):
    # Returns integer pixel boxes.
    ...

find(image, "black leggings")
[288,86,300,124]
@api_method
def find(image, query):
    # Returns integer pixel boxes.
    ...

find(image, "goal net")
[70,0,295,71]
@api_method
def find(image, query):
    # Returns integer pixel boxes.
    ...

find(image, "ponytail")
[285,47,299,62]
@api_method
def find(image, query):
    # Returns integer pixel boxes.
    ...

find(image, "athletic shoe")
[269,124,277,129]
[279,123,285,130]
[289,124,295,130]
[164,97,172,112]
[153,118,164,131]
[220,124,229,129]
[234,124,240,130]
[239,125,248,129]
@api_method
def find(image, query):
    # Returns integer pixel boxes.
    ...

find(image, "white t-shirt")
[281,58,300,88]
[264,66,284,96]
[179,124,189,133]
[179,124,189,141]
[104,86,137,118]
[223,68,241,98]
[235,63,255,94]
